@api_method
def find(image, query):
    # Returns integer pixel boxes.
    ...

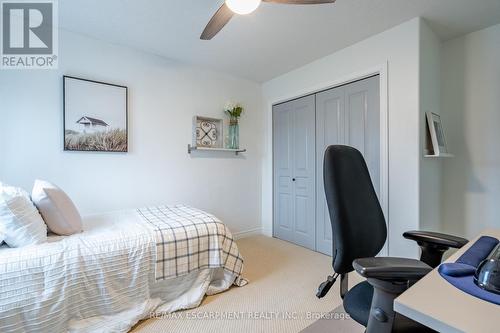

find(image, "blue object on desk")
[438,236,500,305]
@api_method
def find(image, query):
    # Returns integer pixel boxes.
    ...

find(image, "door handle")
[292,178,296,182]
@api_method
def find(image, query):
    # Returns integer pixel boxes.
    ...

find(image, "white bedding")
[0,209,242,333]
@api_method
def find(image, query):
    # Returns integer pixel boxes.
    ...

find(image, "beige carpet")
[301,305,364,333]
[132,235,364,333]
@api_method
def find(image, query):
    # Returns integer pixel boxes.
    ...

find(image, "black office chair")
[316,145,467,333]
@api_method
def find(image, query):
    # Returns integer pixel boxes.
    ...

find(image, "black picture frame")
[63,75,128,152]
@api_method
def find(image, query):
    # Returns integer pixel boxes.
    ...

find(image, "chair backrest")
[323,145,387,274]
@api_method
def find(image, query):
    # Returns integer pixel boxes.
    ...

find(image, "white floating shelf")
[187,144,246,155]
[424,153,454,158]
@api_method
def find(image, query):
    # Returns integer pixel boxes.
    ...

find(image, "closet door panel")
[291,95,316,249]
[316,76,380,256]
[273,103,294,243]
[273,95,316,250]
[345,76,380,196]
[346,91,367,152]
[315,86,344,256]
[294,195,309,234]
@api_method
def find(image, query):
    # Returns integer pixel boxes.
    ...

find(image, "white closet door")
[315,85,345,255]
[315,76,380,256]
[273,95,316,250]
[273,102,295,244]
[273,76,379,255]
[345,76,380,196]
[291,95,316,249]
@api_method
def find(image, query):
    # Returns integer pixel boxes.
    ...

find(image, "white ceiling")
[59,0,500,82]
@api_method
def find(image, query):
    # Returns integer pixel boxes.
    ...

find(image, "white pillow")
[0,223,5,245]
[0,182,4,245]
[0,184,48,247]
[31,180,82,236]
[0,182,3,245]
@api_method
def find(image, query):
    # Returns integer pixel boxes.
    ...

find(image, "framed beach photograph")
[63,76,128,152]
[426,111,448,156]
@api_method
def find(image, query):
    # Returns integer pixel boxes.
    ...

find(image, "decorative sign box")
[192,116,223,149]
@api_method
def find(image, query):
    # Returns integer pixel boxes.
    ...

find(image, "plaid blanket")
[137,205,246,286]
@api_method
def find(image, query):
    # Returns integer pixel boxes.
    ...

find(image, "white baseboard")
[262,228,273,237]
[233,227,263,240]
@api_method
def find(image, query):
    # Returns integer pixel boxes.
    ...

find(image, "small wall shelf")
[424,153,454,158]
[187,144,246,155]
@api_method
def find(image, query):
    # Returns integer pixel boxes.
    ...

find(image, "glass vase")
[228,119,239,149]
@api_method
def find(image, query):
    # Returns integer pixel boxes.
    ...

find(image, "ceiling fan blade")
[200,3,234,40]
[263,0,336,4]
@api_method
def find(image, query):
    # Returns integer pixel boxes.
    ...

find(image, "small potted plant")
[224,102,243,149]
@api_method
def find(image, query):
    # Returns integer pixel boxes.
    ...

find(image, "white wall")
[0,30,264,236]
[419,20,443,232]
[0,94,5,178]
[441,23,500,238]
[262,18,423,258]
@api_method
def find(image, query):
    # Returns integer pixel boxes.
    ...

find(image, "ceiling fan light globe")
[225,0,261,15]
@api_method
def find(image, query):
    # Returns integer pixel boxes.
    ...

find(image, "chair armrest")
[403,230,468,249]
[353,258,433,333]
[353,257,432,281]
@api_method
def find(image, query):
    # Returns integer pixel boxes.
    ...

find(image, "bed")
[0,205,246,333]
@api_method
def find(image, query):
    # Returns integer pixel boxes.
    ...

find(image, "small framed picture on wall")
[63,76,128,152]
[426,112,449,156]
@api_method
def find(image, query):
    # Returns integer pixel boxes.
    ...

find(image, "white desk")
[394,229,500,333]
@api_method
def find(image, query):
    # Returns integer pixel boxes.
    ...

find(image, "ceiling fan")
[200,0,336,40]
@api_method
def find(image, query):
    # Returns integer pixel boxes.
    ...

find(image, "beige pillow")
[31,180,82,236]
